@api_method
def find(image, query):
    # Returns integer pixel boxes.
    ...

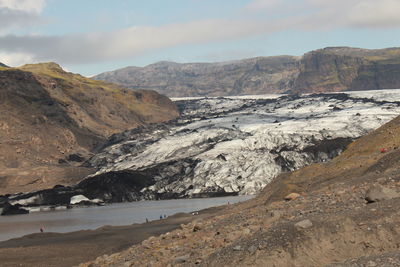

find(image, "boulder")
[233,245,242,251]
[365,185,400,203]
[174,255,190,264]
[67,153,85,162]
[295,219,313,229]
[193,225,202,232]
[284,192,301,201]
[90,198,104,204]
[70,195,90,205]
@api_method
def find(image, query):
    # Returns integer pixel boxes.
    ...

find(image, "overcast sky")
[0,0,400,76]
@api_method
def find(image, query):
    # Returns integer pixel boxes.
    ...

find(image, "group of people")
[145,214,167,223]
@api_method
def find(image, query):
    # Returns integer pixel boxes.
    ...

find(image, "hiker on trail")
[40,226,44,233]
[160,215,163,220]
[163,214,166,219]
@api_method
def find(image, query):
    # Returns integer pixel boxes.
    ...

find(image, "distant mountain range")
[0,62,178,194]
[94,47,400,97]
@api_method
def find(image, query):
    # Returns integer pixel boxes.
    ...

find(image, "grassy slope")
[18,63,179,135]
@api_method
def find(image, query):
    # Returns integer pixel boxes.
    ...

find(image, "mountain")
[0,63,8,68]
[94,47,400,97]
[83,112,400,266]
[0,62,179,194]
[94,56,300,97]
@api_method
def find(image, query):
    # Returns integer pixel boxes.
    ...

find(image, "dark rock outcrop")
[1,202,29,215]
[66,154,86,163]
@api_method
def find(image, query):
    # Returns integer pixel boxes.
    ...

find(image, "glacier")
[87,90,400,199]
[3,90,400,210]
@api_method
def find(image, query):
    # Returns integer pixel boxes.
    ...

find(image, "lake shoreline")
[0,205,225,267]
[0,195,253,242]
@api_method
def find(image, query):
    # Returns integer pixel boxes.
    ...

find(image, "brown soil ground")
[0,207,222,267]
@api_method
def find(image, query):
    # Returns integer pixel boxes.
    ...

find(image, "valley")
[2,1,400,266]
[2,89,400,214]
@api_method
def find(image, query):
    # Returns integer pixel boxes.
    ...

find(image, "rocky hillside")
[0,63,179,194]
[82,114,400,267]
[0,63,8,68]
[94,47,400,97]
[95,56,299,97]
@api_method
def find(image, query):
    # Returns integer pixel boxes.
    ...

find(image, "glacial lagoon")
[0,195,253,242]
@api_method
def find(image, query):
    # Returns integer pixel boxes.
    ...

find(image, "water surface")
[0,195,253,242]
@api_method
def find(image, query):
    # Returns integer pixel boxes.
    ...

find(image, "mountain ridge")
[94,46,400,97]
[0,62,179,194]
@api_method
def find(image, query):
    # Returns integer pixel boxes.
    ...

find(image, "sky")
[0,0,400,76]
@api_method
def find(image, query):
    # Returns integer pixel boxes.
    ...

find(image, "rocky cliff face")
[94,47,400,96]
[0,63,179,194]
[290,47,400,94]
[95,56,300,97]
[290,51,365,93]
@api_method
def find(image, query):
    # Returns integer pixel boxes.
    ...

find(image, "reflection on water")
[0,195,253,242]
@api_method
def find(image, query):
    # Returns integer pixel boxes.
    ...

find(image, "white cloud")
[245,0,284,12]
[0,18,285,64]
[246,0,400,29]
[0,0,46,14]
[0,51,35,66]
[0,9,43,33]
[0,0,46,33]
[298,0,400,29]
[346,0,400,28]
